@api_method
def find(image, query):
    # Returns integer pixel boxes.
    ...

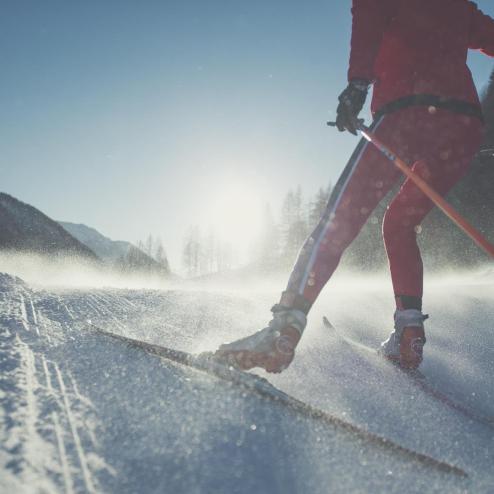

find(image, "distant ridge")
[0,193,99,260]
[59,222,170,276]
[58,222,132,262]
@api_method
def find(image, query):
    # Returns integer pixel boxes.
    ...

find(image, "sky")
[1,1,493,271]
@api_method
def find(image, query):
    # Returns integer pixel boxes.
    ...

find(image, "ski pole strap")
[374,95,484,122]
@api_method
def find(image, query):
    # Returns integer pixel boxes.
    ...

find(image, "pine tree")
[254,203,280,271]
[145,234,154,258]
[204,227,218,274]
[155,237,170,272]
[182,226,202,277]
[308,184,332,229]
[280,186,308,267]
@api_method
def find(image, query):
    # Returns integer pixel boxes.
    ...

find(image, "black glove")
[335,79,370,135]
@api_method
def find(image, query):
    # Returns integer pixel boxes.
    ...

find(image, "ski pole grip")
[326,119,366,130]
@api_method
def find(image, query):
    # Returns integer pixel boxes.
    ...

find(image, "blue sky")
[1,1,493,269]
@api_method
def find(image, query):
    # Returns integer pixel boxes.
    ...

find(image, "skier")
[215,0,494,371]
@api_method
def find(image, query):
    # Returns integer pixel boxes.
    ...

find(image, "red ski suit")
[349,0,494,114]
[282,0,494,313]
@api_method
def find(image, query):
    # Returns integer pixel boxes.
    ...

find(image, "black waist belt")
[375,95,484,122]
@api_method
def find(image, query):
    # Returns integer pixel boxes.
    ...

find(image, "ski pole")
[327,121,494,258]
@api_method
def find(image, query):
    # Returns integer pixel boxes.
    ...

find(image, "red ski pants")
[284,107,483,310]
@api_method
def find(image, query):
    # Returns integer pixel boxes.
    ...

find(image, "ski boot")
[214,305,307,373]
[379,309,428,370]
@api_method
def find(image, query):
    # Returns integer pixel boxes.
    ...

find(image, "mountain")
[0,193,99,260]
[59,222,170,276]
[58,222,133,262]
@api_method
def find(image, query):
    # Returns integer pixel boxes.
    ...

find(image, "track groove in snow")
[53,362,97,494]
[0,274,112,493]
[41,355,75,494]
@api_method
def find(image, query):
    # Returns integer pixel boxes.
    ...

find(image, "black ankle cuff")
[275,291,312,315]
[396,295,422,311]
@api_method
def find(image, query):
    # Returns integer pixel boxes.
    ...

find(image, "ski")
[85,321,289,400]
[322,316,494,431]
[84,321,468,478]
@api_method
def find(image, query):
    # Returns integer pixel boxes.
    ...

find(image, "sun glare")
[209,182,263,256]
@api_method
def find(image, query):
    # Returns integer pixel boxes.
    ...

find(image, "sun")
[209,181,264,256]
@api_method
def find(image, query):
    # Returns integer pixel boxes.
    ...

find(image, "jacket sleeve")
[468,3,494,56]
[347,0,395,82]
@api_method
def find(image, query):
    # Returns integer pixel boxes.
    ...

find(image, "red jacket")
[348,0,494,115]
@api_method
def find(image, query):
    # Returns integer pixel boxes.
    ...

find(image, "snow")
[0,270,493,493]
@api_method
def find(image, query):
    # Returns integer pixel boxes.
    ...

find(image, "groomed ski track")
[322,316,494,431]
[86,323,467,478]
[1,271,493,493]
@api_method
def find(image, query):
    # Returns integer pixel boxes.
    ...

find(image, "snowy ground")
[0,269,493,493]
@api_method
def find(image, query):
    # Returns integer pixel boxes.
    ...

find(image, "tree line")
[136,235,170,271]
[182,185,332,277]
[113,234,171,276]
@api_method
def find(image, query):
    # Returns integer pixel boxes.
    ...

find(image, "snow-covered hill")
[0,193,98,260]
[59,221,170,277]
[58,222,133,263]
[0,271,493,493]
